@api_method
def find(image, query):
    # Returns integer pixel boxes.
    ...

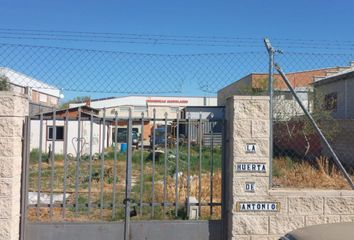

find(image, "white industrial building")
[69,95,218,145]
[69,95,217,118]
[30,96,217,155]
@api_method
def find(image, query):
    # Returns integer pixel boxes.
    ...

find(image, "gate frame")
[20,103,226,240]
[20,116,30,240]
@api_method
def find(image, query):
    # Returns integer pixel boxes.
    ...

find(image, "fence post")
[124,108,133,240]
[0,92,29,240]
[264,38,275,187]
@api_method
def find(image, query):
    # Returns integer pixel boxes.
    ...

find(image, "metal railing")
[25,107,224,225]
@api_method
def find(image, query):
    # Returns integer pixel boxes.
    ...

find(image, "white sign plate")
[244,182,255,192]
[246,143,256,153]
[236,202,280,212]
[236,163,266,173]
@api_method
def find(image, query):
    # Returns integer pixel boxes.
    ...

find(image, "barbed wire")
[3,28,354,44]
[0,27,262,41]
[2,28,354,50]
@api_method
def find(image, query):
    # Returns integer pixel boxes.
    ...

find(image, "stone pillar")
[0,92,29,240]
[223,96,271,240]
[221,93,354,239]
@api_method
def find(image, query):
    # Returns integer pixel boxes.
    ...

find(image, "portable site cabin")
[30,106,110,156]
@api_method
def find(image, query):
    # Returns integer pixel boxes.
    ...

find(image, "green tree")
[0,75,11,91]
[60,96,91,109]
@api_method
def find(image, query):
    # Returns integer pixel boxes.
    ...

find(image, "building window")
[119,107,130,112]
[47,126,64,141]
[39,94,48,103]
[324,92,337,111]
[134,106,147,112]
[284,92,293,100]
[50,97,58,105]
[170,107,179,112]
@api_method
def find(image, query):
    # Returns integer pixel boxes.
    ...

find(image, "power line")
[271,41,354,50]
[271,37,354,45]
[271,44,354,51]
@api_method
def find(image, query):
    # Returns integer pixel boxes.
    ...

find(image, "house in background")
[313,67,354,167]
[314,67,354,119]
[218,62,354,120]
[0,67,62,113]
[217,62,354,164]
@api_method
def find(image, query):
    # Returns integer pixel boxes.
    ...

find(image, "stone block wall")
[0,92,28,240]
[221,95,354,240]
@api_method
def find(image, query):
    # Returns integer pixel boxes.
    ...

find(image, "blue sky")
[2,0,354,43]
[0,0,354,100]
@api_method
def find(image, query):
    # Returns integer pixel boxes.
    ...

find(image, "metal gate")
[21,104,226,240]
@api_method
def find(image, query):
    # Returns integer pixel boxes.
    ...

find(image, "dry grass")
[27,157,223,222]
[155,171,222,218]
[273,156,353,189]
[27,171,222,222]
[28,153,354,222]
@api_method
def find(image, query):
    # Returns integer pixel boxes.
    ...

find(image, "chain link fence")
[0,42,269,94]
[1,37,354,223]
[269,46,354,189]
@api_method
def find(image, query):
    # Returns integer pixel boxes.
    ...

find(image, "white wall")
[273,91,311,121]
[70,96,217,109]
[30,120,110,156]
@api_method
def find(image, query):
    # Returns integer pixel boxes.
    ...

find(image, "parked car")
[114,129,139,146]
[150,128,165,147]
[150,127,174,147]
[280,222,354,240]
